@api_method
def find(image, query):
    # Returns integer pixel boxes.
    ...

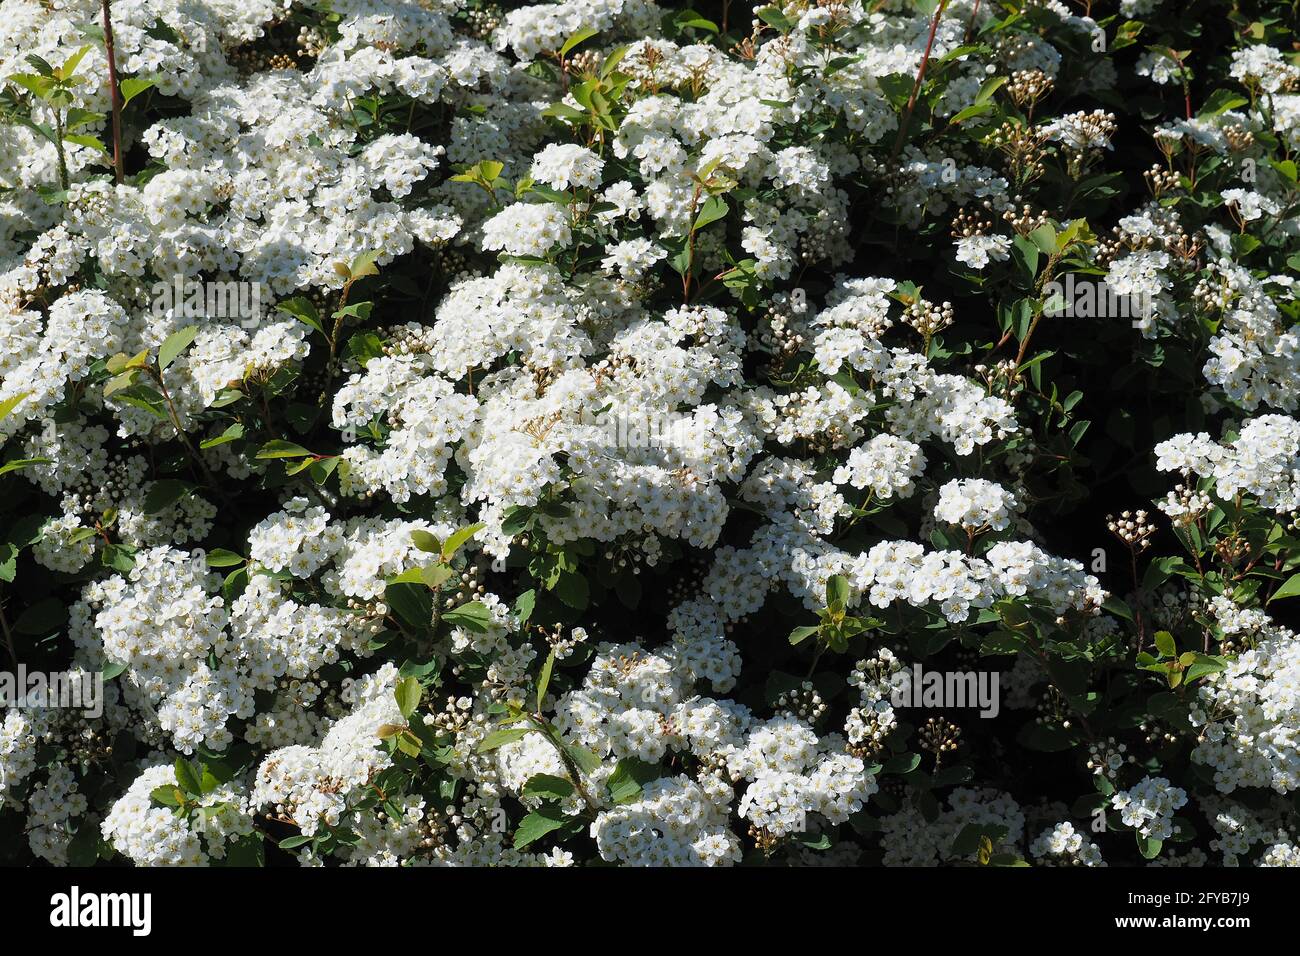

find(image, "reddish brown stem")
[101,0,124,184]
[1167,48,1192,120]
[890,0,950,163]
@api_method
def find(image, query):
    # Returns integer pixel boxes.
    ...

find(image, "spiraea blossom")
[0,0,1297,875]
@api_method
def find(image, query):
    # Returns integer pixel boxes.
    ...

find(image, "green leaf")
[441,522,484,560]
[24,54,54,77]
[1136,833,1163,860]
[102,660,128,680]
[256,439,312,459]
[559,27,599,58]
[515,589,536,628]
[952,823,1008,857]
[57,45,92,79]
[108,383,167,417]
[0,457,48,476]
[119,76,155,107]
[0,542,15,583]
[66,822,101,866]
[143,478,192,514]
[1199,88,1248,117]
[421,564,454,589]
[501,506,534,536]
[63,133,108,154]
[199,423,244,449]
[385,578,432,630]
[693,194,728,231]
[444,601,493,632]
[1012,235,1039,278]
[477,727,531,752]
[1101,596,1133,622]
[949,102,995,125]
[223,833,265,867]
[276,297,324,336]
[278,835,313,849]
[755,5,795,32]
[173,758,202,796]
[222,566,248,601]
[1154,630,1177,659]
[789,625,819,646]
[395,675,422,719]
[150,786,183,808]
[1269,573,1300,602]
[522,774,574,801]
[332,301,373,323]
[0,392,30,423]
[205,548,244,568]
[198,769,223,795]
[600,46,628,78]
[513,804,569,849]
[554,570,589,611]
[882,753,921,775]
[671,10,718,33]
[606,758,661,804]
[347,331,385,367]
[410,529,442,553]
[825,574,849,611]
[564,743,602,776]
[349,251,380,279]
[1028,223,1057,255]
[536,649,556,713]
[158,325,198,370]
[1185,655,1227,684]
[396,730,423,757]
[8,73,56,100]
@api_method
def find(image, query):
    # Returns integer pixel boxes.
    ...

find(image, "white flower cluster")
[251,664,403,836]
[933,478,1019,532]
[878,788,1027,866]
[847,538,1104,623]
[1155,415,1300,514]
[1189,598,1300,794]
[1111,777,1188,841]
[1029,822,1106,866]
[101,763,255,866]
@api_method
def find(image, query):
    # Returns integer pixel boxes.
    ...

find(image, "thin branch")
[101,0,124,184]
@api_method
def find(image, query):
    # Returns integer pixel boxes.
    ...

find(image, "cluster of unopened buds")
[950,207,994,239]
[1107,510,1156,550]
[540,623,588,660]
[1007,69,1054,110]
[442,565,488,609]
[1139,720,1179,747]
[1222,123,1255,152]
[748,823,783,855]
[974,359,1018,389]
[774,682,828,723]
[427,696,474,737]
[1192,275,1234,311]
[989,122,1047,181]
[1159,483,1213,524]
[1086,738,1136,782]
[903,297,954,337]
[918,717,961,766]
[1003,203,1051,235]
[566,49,602,77]
[463,4,502,39]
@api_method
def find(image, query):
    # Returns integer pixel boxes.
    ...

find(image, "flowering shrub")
[0,0,1298,869]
